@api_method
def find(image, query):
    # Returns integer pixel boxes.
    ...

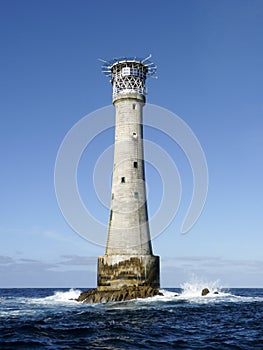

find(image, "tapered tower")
[97,56,160,291]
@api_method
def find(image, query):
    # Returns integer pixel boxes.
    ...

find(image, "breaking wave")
[2,282,262,312]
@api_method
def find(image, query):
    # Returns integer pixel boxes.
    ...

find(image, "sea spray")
[30,289,82,305]
[180,276,222,298]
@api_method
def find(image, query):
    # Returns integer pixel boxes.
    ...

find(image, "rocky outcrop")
[201,288,220,296]
[77,286,163,304]
[201,288,210,296]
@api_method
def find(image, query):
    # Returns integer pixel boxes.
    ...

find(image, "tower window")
[134,192,139,199]
[133,161,138,168]
[132,132,137,138]
[140,124,143,138]
[112,193,114,199]
[110,210,113,220]
[132,104,136,110]
[121,177,125,183]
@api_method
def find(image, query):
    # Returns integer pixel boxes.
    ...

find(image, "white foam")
[132,278,262,306]
[180,278,223,298]
[31,289,82,305]
[28,286,263,308]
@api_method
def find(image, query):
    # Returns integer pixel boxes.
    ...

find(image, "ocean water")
[0,282,263,349]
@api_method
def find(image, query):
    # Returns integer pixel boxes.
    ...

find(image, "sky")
[0,0,263,288]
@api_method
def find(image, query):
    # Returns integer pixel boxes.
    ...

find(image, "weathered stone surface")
[201,288,210,296]
[77,286,163,304]
[97,255,160,291]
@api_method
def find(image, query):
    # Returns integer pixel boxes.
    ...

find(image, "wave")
[30,289,82,305]
[40,283,262,307]
[107,278,263,308]
[1,284,263,313]
[0,289,83,319]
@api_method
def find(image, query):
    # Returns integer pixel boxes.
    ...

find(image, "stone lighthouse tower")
[97,56,160,291]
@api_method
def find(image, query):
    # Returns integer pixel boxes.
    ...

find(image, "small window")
[132,104,136,110]
[121,177,125,183]
[122,67,130,76]
[132,132,137,138]
[134,192,139,199]
[110,210,113,220]
[112,193,114,199]
[133,161,138,168]
[140,124,143,138]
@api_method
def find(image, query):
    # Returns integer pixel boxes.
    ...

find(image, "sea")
[0,281,263,349]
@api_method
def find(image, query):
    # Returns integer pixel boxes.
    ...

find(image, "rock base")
[77,285,163,304]
[97,255,160,291]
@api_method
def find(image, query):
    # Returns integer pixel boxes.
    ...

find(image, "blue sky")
[1,0,263,287]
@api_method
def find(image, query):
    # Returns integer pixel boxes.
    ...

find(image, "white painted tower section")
[98,57,160,290]
[107,92,151,255]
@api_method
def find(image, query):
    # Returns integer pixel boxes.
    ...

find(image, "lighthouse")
[97,56,160,291]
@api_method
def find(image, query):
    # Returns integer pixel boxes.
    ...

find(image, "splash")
[180,276,222,298]
[130,277,228,307]
[44,289,82,302]
[31,289,82,305]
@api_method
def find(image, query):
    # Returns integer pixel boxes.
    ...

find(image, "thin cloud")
[0,255,96,287]
[60,255,97,266]
[161,256,263,287]
[0,255,14,264]
[19,258,40,263]
[162,256,263,268]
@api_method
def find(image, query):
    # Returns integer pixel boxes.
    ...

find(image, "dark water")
[0,285,263,349]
